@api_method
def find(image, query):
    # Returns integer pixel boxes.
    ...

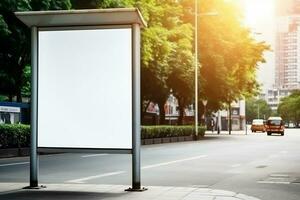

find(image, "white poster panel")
[38,28,132,149]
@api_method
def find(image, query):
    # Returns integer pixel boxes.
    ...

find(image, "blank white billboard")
[37,28,132,149]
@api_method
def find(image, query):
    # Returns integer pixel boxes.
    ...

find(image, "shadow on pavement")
[0,190,126,200]
[200,135,239,141]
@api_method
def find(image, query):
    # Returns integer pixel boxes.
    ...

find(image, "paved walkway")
[205,130,249,135]
[0,183,261,200]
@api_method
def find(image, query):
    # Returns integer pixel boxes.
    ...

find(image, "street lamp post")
[257,104,260,119]
[194,0,218,139]
[195,0,199,139]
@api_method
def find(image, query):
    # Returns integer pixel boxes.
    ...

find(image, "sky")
[240,0,276,91]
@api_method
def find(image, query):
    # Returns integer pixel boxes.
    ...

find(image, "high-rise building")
[267,0,300,110]
[275,15,300,90]
[276,0,300,16]
[275,0,300,90]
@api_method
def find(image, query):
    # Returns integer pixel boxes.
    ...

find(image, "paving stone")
[0,182,262,200]
[235,193,261,200]
[183,194,214,200]
[215,197,240,200]
[210,189,237,196]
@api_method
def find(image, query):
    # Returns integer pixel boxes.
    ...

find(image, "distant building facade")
[213,100,246,131]
[0,102,30,124]
[275,15,300,90]
[276,0,300,16]
[261,88,292,111]
[143,92,194,125]
[266,0,300,111]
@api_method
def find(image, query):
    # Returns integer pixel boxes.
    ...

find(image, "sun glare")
[242,0,275,27]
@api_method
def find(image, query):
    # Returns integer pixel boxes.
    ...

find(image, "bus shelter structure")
[15,8,146,191]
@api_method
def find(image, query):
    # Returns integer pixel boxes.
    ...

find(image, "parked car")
[288,122,296,128]
[251,119,266,132]
[265,117,284,136]
[284,123,289,128]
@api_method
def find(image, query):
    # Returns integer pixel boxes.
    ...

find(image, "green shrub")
[141,125,206,139]
[0,124,206,148]
[0,124,30,148]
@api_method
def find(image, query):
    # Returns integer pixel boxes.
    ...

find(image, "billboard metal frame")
[16,8,146,191]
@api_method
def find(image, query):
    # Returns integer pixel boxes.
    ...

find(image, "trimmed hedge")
[141,126,206,139]
[0,124,206,148]
[0,124,30,148]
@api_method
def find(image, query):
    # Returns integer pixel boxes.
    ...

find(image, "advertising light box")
[37,27,132,149]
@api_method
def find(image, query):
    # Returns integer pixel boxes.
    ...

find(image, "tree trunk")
[16,90,22,103]
[141,100,151,125]
[177,97,185,125]
[158,101,166,125]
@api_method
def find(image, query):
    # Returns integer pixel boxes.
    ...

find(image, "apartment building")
[275,15,300,90]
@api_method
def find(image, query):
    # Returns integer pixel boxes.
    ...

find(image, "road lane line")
[142,155,208,169]
[81,154,108,158]
[0,162,29,167]
[66,155,207,183]
[66,171,126,183]
[257,180,290,184]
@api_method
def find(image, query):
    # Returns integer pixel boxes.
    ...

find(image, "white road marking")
[231,164,241,168]
[270,174,289,178]
[81,154,108,158]
[142,155,208,169]
[66,155,207,183]
[66,171,126,183]
[0,162,29,167]
[257,180,290,184]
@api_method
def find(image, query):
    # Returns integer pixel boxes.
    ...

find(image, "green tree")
[278,90,300,125]
[71,0,132,9]
[246,98,272,122]
[166,23,194,125]
[0,0,71,102]
[180,0,269,121]
[136,0,195,124]
[1,0,270,129]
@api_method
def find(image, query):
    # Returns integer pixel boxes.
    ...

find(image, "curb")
[0,183,261,200]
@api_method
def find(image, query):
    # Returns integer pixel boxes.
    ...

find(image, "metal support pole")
[30,26,38,187]
[24,26,43,189]
[245,120,247,135]
[217,111,221,134]
[126,24,146,192]
[245,103,247,135]
[195,0,199,139]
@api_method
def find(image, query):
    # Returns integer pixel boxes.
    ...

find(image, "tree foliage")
[278,90,300,124]
[246,98,272,122]
[180,0,269,114]
[0,0,270,127]
[71,0,132,9]
[0,0,71,102]
[136,0,194,124]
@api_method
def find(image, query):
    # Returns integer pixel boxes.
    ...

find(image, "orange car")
[265,117,284,136]
[251,119,266,132]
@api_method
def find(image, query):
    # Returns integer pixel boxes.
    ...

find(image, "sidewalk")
[0,182,261,200]
[205,130,249,136]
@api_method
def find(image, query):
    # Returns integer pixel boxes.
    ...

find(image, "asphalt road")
[1,128,300,200]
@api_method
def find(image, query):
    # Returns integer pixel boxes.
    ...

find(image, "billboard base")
[23,185,46,190]
[125,187,148,192]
